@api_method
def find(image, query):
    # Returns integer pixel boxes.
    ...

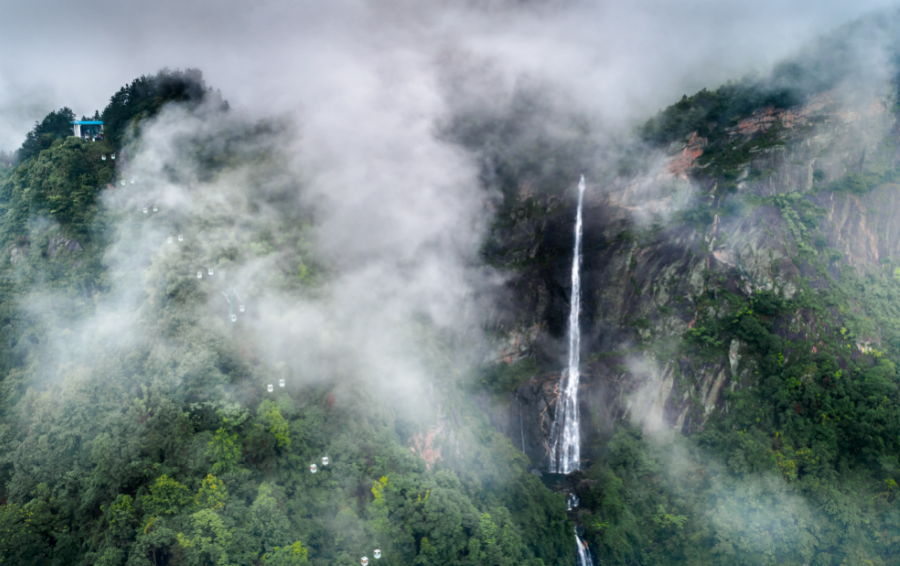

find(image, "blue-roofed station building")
[72,120,104,141]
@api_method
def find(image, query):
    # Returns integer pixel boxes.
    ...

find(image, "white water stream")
[549,175,585,474]
[575,533,595,566]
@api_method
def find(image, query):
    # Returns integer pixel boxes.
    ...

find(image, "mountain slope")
[0,73,572,566]
[465,13,900,566]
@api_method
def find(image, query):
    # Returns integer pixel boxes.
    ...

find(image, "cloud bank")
[2,0,898,151]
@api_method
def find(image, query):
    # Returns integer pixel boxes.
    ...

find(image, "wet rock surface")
[478,89,900,468]
[48,235,83,257]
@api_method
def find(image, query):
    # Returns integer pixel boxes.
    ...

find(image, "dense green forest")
[441,12,900,565]
[10,15,900,566]
[0,70,570,566]
[590,27,900,566]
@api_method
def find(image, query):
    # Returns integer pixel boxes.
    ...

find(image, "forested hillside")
[457,12,900,566]
[0,70,570,566]
[10,12,900,566]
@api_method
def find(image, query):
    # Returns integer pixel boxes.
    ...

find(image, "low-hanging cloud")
[70,70,497,422]
[2,0,899,151]
[9,0,899,414]
[6,4,900,564]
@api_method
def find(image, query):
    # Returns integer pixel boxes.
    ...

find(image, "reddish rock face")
[733,105,784,135]
[409,427,442,470]
[473,82,900,467]
[667,132,707,178]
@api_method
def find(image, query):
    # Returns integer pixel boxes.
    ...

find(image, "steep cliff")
[487,85,900,459]
[470,47,900,559]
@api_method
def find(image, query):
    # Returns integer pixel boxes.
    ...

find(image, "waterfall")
[549,175,585,474]
[575,534,594,566]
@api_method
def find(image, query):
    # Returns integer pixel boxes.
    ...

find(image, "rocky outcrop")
[485,324,543,364]
[667,133,707,178]
[481,88,900,468]
[409,426,443,470]
[48,235,83,257]
[8,243,28,265]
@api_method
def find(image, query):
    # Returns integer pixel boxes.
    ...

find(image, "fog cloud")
[5,3,900,559]
[5,0,900,414]
[2,0,898,151]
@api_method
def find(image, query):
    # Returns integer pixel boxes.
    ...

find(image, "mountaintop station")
[71,120,103,140]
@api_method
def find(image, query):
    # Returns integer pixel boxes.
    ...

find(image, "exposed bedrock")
[479,89,900,467]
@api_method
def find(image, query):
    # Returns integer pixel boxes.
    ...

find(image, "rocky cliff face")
[483,89,900,469]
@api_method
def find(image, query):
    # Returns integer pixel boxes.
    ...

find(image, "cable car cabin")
[71,120,104,141]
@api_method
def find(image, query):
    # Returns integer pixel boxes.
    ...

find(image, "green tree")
[176,508,232,566]
[259,400,291,449]
[195,474,228,510]
[207,428,242,474]
[105,494,137,540]
[263,541,309,565]
[0,503,50,565]
[144,475,191,516]
[17,107,76,162]
[250,483,291,553]
[101,68,224,148]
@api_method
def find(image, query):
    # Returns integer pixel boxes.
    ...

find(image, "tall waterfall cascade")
[575,533,595,566]
[548,175,585,474]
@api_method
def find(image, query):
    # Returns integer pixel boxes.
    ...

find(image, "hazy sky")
[1,0,898,152]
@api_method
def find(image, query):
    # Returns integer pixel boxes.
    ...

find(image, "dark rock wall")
[481,90,900,468]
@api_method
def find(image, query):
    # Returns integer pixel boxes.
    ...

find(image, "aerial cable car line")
[218,288,246,328]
